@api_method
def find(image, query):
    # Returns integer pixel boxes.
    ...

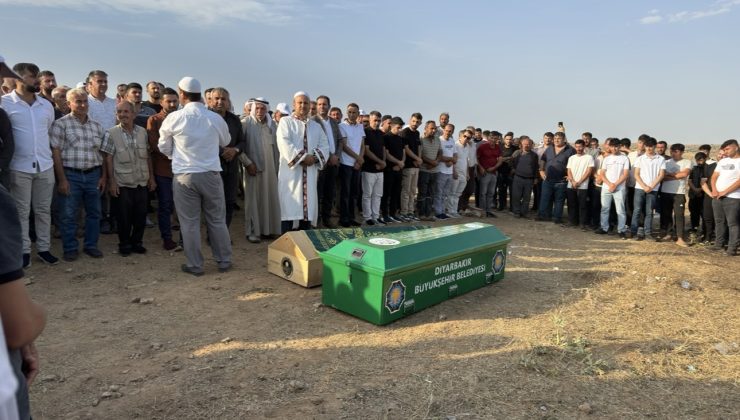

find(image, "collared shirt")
[146,111,173,178]
[1,90,55,173]
[315,116,336,155]
[601,154,630,191]
[49,114,105,170]
[158,102,231,174]
[87,95,117,131]
[419,136,442,173]
[476,141,500,171]
[541,144,575,181]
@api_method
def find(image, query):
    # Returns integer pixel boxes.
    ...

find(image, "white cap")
[293,91,309,99]
[359,109,367,116]
[275,103,291,115]
[177,76,201,93]
[75,81,86,88]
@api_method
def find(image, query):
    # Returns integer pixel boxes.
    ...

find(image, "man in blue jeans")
[50,87,107,261]
[631,137,666,240]
[537,131,574,224]
[596,138,630,238]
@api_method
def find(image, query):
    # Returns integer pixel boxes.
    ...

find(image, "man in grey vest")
[101,101,155,256]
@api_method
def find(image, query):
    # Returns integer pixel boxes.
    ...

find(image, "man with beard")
[537,131,575,224]
[510,136,539,219]
[361,111,386,225]
[314,95,342,228]
[241,98,281,242]
[338,103,364,227]
[101,101,156,256]
[380,117,405,222]
[147,87,181,251]
[497,132,518,211]
[37,70,56,104]
[1,62,58,267]
[399,112,423,220]
[276,92,329,232]
[208,87,245,228]
[418,120,440,220]
[142,81,162,113]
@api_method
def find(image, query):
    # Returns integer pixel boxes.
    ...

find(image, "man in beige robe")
[241,98,281,243]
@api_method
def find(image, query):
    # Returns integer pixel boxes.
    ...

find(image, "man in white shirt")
[630,137,665,240]
[158,77,232,276]
[338,103,364,227]
[86,70,118,234]
[447,129,473,217]
[434,123,457,219]
[1,62,58,267]
[710,139,740,256]
[659,143,692,247]
[566,139,594,229]
[596,138,630,238]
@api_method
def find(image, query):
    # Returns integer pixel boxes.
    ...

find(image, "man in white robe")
[241,98,281,242]
[276,92,329,232]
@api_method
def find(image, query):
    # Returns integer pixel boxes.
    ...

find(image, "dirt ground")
[24,206,739,419]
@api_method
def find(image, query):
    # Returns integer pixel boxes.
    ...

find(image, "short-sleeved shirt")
[627,150,642,187]
[662,158,692,194]
[541,144,575,181]
[384,132,404,171]
[566,154,595,190]
[454,141,472,176]
[49,114,105,170]
[362,127,385,173]
[601,154,630,191]
[715,157,740,199]
[438,137,455,175]
[339,121,364,166]
[419,136,441,173]
[634,154,666,191]
[476,141,500,171]
[400,127,420,168]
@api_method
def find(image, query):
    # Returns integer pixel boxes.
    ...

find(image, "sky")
[1,0,738,144]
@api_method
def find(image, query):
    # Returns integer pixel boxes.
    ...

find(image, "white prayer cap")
[293,91,309,100]
[0,54,21,79]
[75,81,86,88]
[359,109,367,116]
[275,102,291,115]
[177,76,201,93]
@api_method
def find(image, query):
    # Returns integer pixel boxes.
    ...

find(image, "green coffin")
[320,222,511,325]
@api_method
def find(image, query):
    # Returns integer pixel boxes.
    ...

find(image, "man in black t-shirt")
[399,112,423,220]
[380,117,406,223]
[361,111,386,225]
[497,132,518,211]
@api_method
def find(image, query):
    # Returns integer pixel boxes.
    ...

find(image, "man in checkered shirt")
[50,87,108,262]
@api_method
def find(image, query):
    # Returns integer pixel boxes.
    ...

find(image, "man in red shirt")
[476,131,502,217]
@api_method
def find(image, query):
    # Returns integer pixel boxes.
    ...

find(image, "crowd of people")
[0,54,739,419]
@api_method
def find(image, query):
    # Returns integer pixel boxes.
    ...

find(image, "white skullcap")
[75,81,86,88]
[275,103,291,115]
[359,109,366,116]
[293,91,309,100]
[177,76,201,93]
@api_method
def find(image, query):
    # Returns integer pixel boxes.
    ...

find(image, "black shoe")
[350,220,361,227]
[38,251,59,265]
[436,213,450,220]
[218,262,232,273]
[119,247,131,257]
[83,248,103,258]
[594,229,608,235]
[339,221,352,228]
[619,232,627,240]
[22,253,31,269]
[376,218,387,225]
[485,212,498,218]
[100,219,112,235]
[132,245,147,254]
[635,235,645,241]
[181,264,204,277]
[365,219,376,226]
[63,251,79,262]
